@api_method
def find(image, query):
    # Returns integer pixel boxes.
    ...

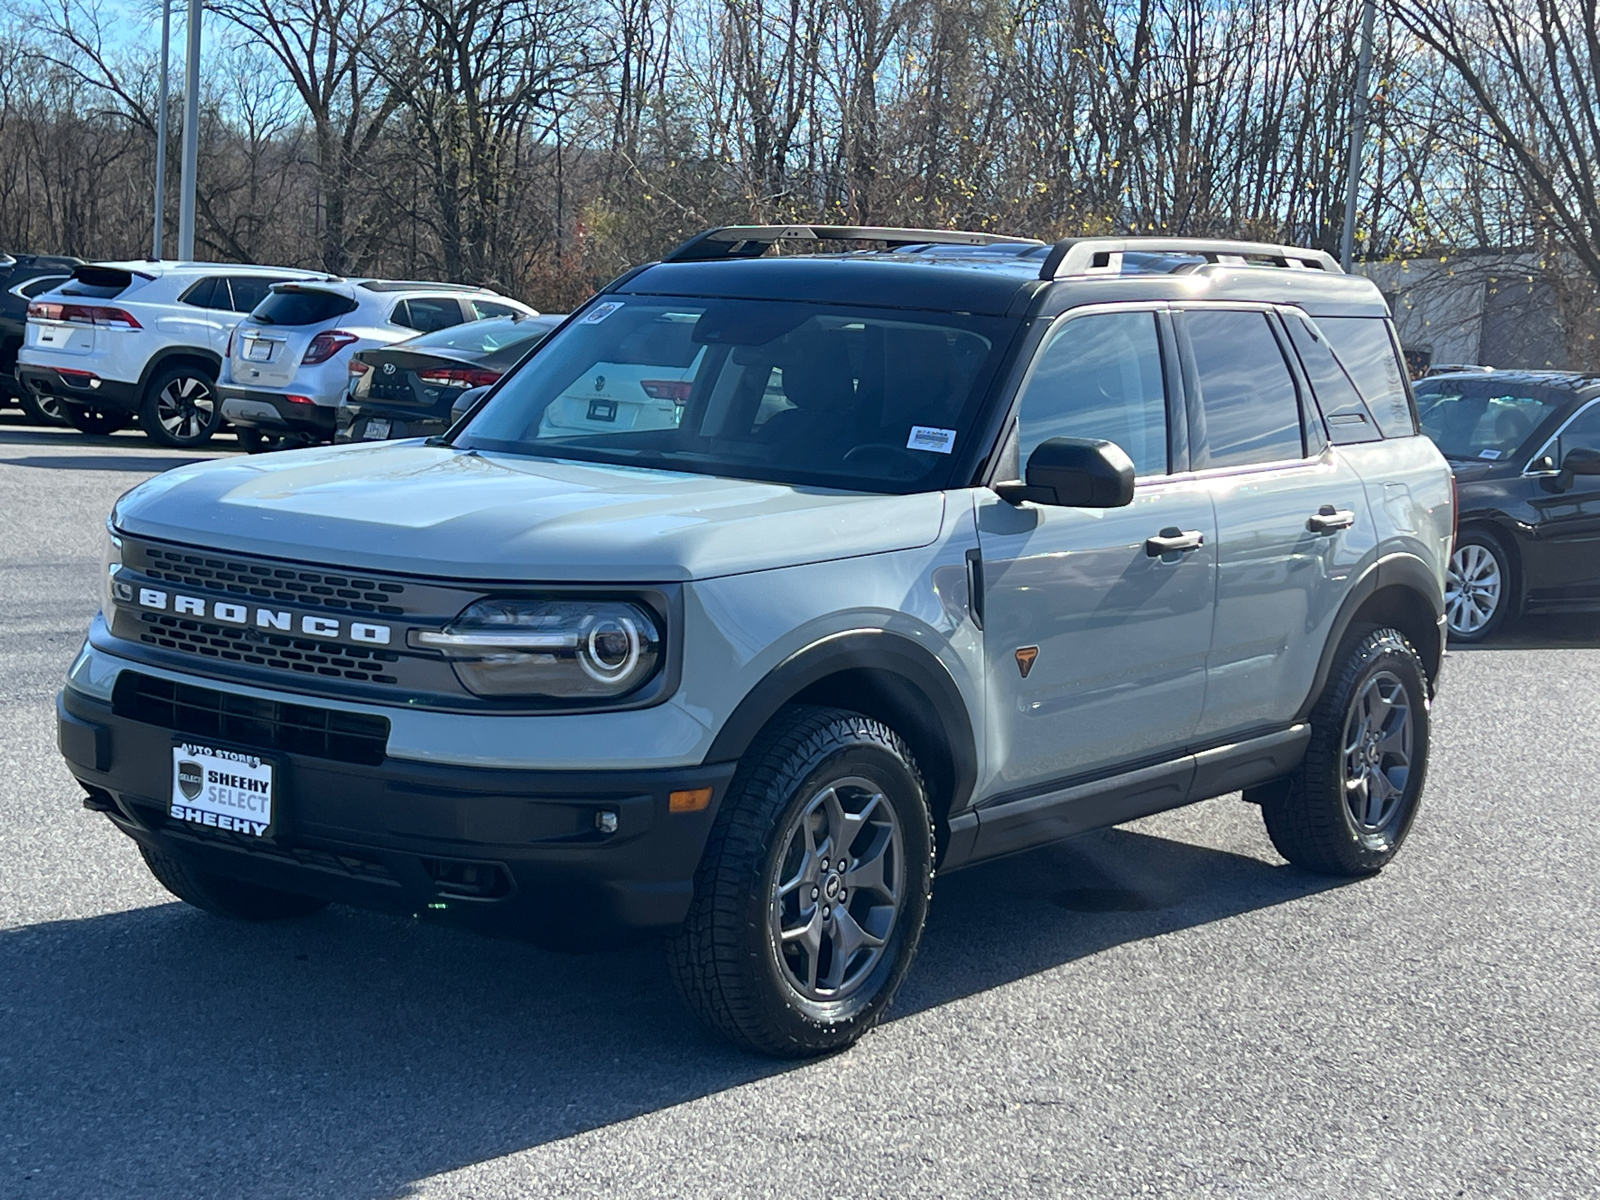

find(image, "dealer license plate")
[171,742,275,837]
[362,418,391,440]
[245,338,273,362]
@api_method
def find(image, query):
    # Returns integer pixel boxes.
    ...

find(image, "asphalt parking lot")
[1,417,1597,1199]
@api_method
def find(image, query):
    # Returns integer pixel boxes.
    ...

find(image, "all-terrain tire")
[665,705,935,1057]
[140,844,329,920]
[1259,627,1430,876]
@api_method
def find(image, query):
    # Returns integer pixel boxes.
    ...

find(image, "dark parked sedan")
[337,313,564,442]
[1415,370,1600,640]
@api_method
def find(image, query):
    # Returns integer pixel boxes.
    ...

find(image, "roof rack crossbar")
[1040,237,1341,279]
[665,225,1046,262]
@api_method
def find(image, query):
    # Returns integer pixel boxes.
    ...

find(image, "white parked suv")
[17,261,333,446]
[219,280,535,452]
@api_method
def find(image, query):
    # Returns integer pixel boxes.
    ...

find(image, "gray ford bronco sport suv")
[60,228,1453,1057]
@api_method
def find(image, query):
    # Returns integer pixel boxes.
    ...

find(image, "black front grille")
[113,672,390,766]
[138,612,400,684]
[141,545,407,616]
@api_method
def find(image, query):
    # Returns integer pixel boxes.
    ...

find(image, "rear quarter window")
[1318,316,1417,438]
[251,289,359,326]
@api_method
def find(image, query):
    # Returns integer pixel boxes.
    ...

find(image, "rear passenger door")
[976,305,1216,794]
[1177,306,1374,741]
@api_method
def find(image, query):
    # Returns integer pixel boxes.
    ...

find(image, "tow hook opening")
[420,857,514,900]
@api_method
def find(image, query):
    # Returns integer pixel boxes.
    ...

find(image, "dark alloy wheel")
[59,401,133,436]
[140,366,222,448]
[665,705,935,1057]
[1445,528,1514,642]
[1257,627,1430,876]
[140,844,329,920]
[17,390,67,426]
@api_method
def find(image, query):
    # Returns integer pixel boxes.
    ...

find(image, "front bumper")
[17,364,141,410]
[59,684,734,941]
[219,387,337,437]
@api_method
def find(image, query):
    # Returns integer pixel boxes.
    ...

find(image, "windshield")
[403,315,560,355]
[1414,382,1567,462]
[456,297,1013,492]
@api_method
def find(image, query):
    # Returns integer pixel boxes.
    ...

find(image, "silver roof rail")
[1040,237,1341,280]
[665,225,1046,262]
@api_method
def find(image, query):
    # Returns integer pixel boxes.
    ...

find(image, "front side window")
[1554,401,1600,463]
[1015,310,1168,477]
[1414,383,1567,463]
[1185,310,1305,468]
[458,297,1014,493]
[1319,316,1416,438]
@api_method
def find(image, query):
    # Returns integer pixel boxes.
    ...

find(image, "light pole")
[1340,0,1377,272]
[152,0,172,259]
[175,0,202,260]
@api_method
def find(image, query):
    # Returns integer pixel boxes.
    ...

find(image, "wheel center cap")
[823,874,842,901]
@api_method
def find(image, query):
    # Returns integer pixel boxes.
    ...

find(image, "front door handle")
[1307,505,1356,533]
[1145,527,1205,556]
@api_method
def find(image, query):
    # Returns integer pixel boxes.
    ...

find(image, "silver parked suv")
[59,229,1453,1057]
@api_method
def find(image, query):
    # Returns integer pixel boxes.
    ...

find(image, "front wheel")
[665,706,934,1057]
[1259,627,1430,876]
[140,365,222,448]
[140,844,329,920]
[1446,529,1514,642]
[59,401,133,436]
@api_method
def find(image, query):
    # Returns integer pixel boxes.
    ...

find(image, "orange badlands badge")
[1015,646,1039,678]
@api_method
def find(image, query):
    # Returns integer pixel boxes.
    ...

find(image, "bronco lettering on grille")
[122,584,392,645]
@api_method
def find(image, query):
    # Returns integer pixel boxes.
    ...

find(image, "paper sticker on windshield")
[908,426,957,454]
[1479,448,1501,460]
[581,301,624,325]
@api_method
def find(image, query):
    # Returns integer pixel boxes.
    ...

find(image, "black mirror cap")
[1563,446,1600,476]
[995,437,1136,508]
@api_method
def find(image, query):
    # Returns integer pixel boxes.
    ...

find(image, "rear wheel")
[665,706,934,1057]
[140,365,222,448]
[1258,627,1429,876]
[1446,528,1514,642]
[16,390,67,426]
[59,401,133,436]
[140,844,329,920]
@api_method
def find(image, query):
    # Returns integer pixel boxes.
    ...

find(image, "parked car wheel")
[139,844,329,920]
[140,365,222,448]
[235,427,310,454]
[59,401,133,436]
[1445,528,1515,642]
[1258,627,1430,877]
[665,705,934,1057]
[16,390,67,426]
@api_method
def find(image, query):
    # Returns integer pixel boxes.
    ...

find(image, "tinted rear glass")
[1318,316,1416,437]
[61,266,133,299]
[1185,310,1305,467]
[250,289,358,325]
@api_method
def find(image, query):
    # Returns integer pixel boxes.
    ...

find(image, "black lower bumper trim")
[17,365,141,410]
[60,687,734,938]
[218,387,337,436]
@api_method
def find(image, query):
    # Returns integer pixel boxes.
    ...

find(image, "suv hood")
[113,442,947,581]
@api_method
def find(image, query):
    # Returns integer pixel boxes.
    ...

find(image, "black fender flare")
[1295,551,1445,721]
[703,629,979,818]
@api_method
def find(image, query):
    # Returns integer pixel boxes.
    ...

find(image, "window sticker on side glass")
[581,301,624,324]
[907,426,957,454]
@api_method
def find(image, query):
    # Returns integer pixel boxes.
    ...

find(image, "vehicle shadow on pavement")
[0,826,1336,1199]
[1447,614,1600,652]
[0,454,215,473]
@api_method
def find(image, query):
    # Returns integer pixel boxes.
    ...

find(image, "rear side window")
[1184,310,1305,468]
[1285,313,1382,444]
[227,276,278,313]
[61,266,133,299]
[395,297,467,333]
[470,299,521,320]
[1318,316,1416,438]
[179,277,222,309]
[250,289,358,326]
[1016,310,1169,477]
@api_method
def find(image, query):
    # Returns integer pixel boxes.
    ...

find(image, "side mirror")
[450,385,491,426]
[1549,446,1600,491]
[995,437,1136,508]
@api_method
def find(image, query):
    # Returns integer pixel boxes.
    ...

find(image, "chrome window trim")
[1522,394,1600,476]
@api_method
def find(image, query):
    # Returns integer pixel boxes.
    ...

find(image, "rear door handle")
[1307,505,1356,533]
[1145,527,1205,556]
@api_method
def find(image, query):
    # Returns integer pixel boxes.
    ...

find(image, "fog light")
[595,810,619,834]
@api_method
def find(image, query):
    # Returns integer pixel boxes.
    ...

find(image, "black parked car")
[1415,370,1600,641]
[1,252,84,423]
[338,313,564,442]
